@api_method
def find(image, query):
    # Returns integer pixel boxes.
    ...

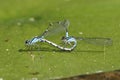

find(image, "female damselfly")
[25,20,77,51]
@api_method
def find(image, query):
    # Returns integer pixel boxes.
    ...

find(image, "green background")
[0,0,120,80]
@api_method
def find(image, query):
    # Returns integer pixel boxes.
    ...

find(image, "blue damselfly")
[25,20,77,51]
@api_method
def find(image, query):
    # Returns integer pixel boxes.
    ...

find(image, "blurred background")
[0,0,120,80]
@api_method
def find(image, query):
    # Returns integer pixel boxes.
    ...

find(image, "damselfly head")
[25,40,30,45]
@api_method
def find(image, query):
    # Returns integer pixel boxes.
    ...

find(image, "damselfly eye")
[25,40,29,44]
[61,36,65,40]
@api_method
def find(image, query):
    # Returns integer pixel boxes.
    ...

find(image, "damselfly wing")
[75,37,113,46]
[38,20,70,38]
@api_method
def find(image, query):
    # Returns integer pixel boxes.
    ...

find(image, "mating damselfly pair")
[25,20,112,51]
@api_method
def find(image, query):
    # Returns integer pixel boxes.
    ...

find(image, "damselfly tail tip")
[105,39,113,46]
[49,22,53,26]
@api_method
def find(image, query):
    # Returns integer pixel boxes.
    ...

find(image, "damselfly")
[25,20,112,51]
[25,20,77,51]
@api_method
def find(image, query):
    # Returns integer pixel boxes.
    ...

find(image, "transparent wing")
[38,20,70,38]
[76,37,113,46]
